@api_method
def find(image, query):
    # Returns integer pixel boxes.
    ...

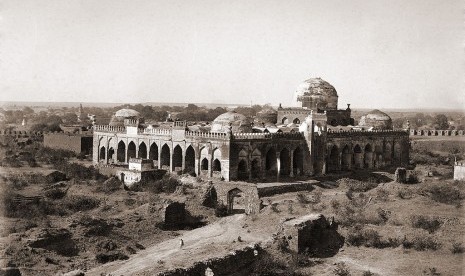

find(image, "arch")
[200,147,209,158]
[201,158,209,171]
[293,147,304,176]
[279,148,291,176]
[212,148,222,160]
[282,117,289,124]
[237,159,248,180]
[108,147,115,162]
[117,141,126,162]
[212,159,221,172]
[384,142,392,163]
[394,142,402,165]
[328,145,339,172]
[160,144,170,169]
[172,145,183,171]
[127,141,136,160]
[364,144,373,168]
[341,145,351,170]
[149,143,158,160]
[251,158,261,179]
[138,142,147,159]
[293,118,300,124]
[227,188,245,214]
[353,144,363,169]
[265,147,277,176]
[185,146,195,174]
[99,146,106,161]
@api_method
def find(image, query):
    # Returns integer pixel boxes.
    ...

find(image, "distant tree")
[433,114,449,129]
[22,107,34,115]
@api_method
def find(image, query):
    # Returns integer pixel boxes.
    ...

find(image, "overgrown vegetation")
[409,215,442,233]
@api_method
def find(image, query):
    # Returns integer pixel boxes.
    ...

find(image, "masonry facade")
[93,77,410,182]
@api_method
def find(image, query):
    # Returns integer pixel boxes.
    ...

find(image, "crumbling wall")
[454,162,465,181]
[163,202,186,227]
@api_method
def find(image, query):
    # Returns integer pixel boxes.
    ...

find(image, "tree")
[433,114,449,129]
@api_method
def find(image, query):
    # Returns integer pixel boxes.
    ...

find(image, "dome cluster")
[358,109,392,130]
[294,77,338,110]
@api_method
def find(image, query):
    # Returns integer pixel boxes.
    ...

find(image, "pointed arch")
[237,159,248,180]
[149,143,158,160]
[282,117,289,124]
[364,144,373,168]
[201,158,209,171]
[117,141,126,162]
[138,142,147,159]
[185,145,195,174]
[127,141,136,160]
[172,145,183,171]
[328,145,339,172]
[279,148,291,176]
[265,147,277,176]
[341,145,351,170]
[353,144,363,169]
[99,146,106,161]
[293,118,300,124]
[293,146,304,176]
[212,159,221,172]
[108,147,115,162]
[160,144,170,169]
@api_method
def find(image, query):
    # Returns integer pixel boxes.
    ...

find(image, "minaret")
[77,104,83,122]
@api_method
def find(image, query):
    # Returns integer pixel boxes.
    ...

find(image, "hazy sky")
[1,0,464,109]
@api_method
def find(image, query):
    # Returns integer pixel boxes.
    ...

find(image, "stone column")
[157,142,162,169]
[289,149,294,177]
[276,154,280,182]
[208,154,212,177]
[170,146,174,172]
[181,148,186,173]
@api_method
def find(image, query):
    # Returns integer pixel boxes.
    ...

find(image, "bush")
[410,215,442,233]
[346,227,401,249]
[451,242,464,254]
[338,178,378,192]
[143,175,182,194]
[44,187,67,199]
[376,188,389,201]
[297,192,310,204]
[96,177,122,194]
[362,271,376,276]
[397,189,413,199]
[421,184,463,205]
[333,262,351,276]
[63,195,100,212]
[403,235,441,251]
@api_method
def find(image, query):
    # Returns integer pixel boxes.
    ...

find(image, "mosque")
[92,77,410,181]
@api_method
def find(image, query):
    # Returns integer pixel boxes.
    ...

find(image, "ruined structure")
[93,77,410,182]
[454,161,465,181]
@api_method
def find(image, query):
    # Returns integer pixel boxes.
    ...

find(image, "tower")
[300,111,328,175]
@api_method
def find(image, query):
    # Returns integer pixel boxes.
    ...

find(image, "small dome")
[294,77,338,110]
[114,109,140,118]
[110,109,143,127]
[359,109,392,130]
[211,111,252,133]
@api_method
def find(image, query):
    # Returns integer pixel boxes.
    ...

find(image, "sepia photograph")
[0,1,464,275]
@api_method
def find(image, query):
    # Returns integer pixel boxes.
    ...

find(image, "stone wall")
[213,182,260,215]
[44,133,93,154]
[410,129,465,136]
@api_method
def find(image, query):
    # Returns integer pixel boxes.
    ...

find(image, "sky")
[1,0,464,109]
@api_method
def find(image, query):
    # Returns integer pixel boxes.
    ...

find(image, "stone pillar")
[276,155,280,182]
[157,142,162,169]
[170,147,174,172]
[290,150,294,177]
[181,149,186,172]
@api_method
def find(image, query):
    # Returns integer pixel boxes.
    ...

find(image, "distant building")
[44,133,93,155]
[93,77,410,181]
[454,160,465,181]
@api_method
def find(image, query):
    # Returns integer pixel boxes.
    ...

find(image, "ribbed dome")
[359,109,392,130]
[211,111,252,133]
[294,77,338,110]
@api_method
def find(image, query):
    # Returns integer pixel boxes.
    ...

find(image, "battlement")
[185,131,229,139]
[143,128,172,135]
[410,129,465,136]
[327,129,408,138]
[0,130,44,137]
[94,125,126,132]
[232,132,304,140]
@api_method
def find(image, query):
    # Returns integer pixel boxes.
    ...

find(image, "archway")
[117,141,126,162]
[328,145,339,172]
[185,146,195,174]
[251,158,261,179]
[353,144,363,169]
[138,142,147,159]
[374,145,383,168]
[237,159,248,180]
[127,141,136,160]
[172,145,182,171]
[341,145,351,170]
[149,143,158,161]
[293,118,300,124]
[108,147,115,162]
[364,144,373,168]
[282,117,289,124]
[384,143,392,164]
[279,148,291,176]
[265,148,277,176]
[293,147,304,176]
[394,142,402,165]
[99,146,106,161]
[227,188,245,214]
[160,144,170,169]
[201,158,209,171]
[212,159,221,172]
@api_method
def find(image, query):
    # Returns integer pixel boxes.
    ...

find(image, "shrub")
[270,203,280,213]
[362,271,376,276]
[397,189,413,199]
[44,187,67,199]
[96,177,122,194]
[376,208,390,224]
[333,262,351,276]
[376,188,389,201]
[346,228,401,249]
[410,215,442,233]
[63,195,100,212]
[338,178,378,192]
[451,242,464,254]
[330,199,340,210]
[143,175,182,194]
[297,192,310,204]
[403,235,441,251]
[422,185,463,205]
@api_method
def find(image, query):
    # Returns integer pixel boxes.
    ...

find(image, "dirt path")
[88,214,272,276]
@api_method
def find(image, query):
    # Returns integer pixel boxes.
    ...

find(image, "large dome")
[358,109,392,130]
[294,77,338,110]
[211,111,252,133]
